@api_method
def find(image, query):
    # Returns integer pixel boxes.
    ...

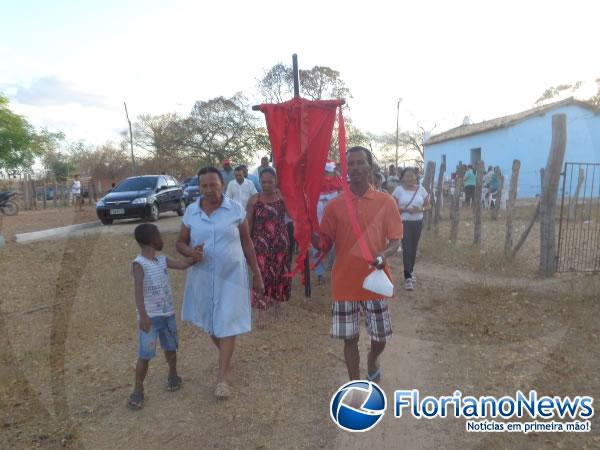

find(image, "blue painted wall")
[424,104,600,198]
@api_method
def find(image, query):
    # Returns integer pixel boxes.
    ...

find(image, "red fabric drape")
[320,175,343,194]
[258,97,342,281]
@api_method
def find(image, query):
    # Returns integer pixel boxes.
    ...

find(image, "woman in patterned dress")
[246,168,291,328]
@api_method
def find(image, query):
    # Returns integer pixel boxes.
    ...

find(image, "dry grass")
[421,209,542,275]
[413,276,600,449]
[1,205,599,449]
[0,231,341,449]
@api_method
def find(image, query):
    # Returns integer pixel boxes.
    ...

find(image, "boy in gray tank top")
[127,224,202,410]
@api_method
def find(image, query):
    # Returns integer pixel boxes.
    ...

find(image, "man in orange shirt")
[313,146,403,382]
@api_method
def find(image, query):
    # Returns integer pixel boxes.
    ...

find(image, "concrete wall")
[424,105,600,198]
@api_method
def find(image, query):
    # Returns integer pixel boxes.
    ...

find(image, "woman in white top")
[392,167,430,291]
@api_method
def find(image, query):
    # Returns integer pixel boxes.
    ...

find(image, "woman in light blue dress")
[176,167,264,399]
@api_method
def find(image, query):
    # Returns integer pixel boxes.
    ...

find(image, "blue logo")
[330,380,387,432]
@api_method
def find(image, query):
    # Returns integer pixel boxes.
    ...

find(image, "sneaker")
[410,275,416,286]
[404,278,414,291]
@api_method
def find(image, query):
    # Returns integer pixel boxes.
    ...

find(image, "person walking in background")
[246,168,291,328]
[386,164,400,193]
[463,164,476,207]
[176,167,264,399]
[127,224,198,410]
[488,166,500,208]
[313,146,403,384]
[220,159,235,188]
[256,156,274,177]
[313,161,342,284]
[392,167,430,291]
[71,174,83,211]
[226,165,257,210]
[482,166,494,208]
[240,164,261,192]
[373,169,386,193]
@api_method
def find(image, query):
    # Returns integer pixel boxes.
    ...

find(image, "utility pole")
[124,101,136,175]
[395,98,402,169]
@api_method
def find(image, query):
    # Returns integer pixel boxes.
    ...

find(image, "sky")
[1,0,599,160]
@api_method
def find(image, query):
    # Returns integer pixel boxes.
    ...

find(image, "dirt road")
[1,227,598,449]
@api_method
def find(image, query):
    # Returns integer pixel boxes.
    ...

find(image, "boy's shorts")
[331,299,392,342]
[138,314,178,360]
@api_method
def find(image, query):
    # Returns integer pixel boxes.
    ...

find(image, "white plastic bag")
[362,269,394,297]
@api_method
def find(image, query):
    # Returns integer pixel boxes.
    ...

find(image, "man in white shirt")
[226,165,257,210]
[71,174,83,211]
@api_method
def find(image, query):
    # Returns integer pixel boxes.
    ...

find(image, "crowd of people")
[126,149,435,409]
[444,164,501,209]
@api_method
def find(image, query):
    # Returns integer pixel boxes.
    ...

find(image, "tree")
[535,78,600,107]
[43,151,75,182]
[180,93,264,165]
[258,63,294,103]
[590,78,600,107]
[368,123,436,170]
[133,113,183,168]
[68,142,131,180]
[0,95,63,173]
[258,64,351,103]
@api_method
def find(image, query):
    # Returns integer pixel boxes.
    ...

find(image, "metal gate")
[556,162,600,272]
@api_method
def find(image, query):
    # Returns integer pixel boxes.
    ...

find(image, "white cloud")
[10,76,109,108]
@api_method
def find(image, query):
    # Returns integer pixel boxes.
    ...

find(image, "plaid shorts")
[331,299,392,342]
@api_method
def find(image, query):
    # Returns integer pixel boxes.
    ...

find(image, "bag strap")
[402,187,420,210]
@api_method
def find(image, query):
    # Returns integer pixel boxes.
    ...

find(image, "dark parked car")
[96,175,185,225]
[181,176,195,188]
[182,176,200,205]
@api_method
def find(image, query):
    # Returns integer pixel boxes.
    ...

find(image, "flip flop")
[367,366,381,383]
[215,382,231,399]
[127,391,144,410]
[167,375,182,392]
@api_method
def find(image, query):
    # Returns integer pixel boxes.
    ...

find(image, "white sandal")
[215,382,231,399]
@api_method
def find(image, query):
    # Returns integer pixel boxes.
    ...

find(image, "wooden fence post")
[491,167,504,220]
[42,181,47,209]
[434,154,446,235]
[31,178,37,209]
[52,181,57,207]
[568,167,585,220]
[24,175,31,210]
[91,179,98,203]
[20,180,26,211]
[423,161,436,230]
[504,160,521,256]
[540,114,567,276]
[450,164,465,243]
[474,160,485,245]
[511,201,540,260]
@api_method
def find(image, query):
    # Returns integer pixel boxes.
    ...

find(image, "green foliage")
[182,93,263,164]
[0,95,43,172]
[46,154,75,182]
[0,95,64,175]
